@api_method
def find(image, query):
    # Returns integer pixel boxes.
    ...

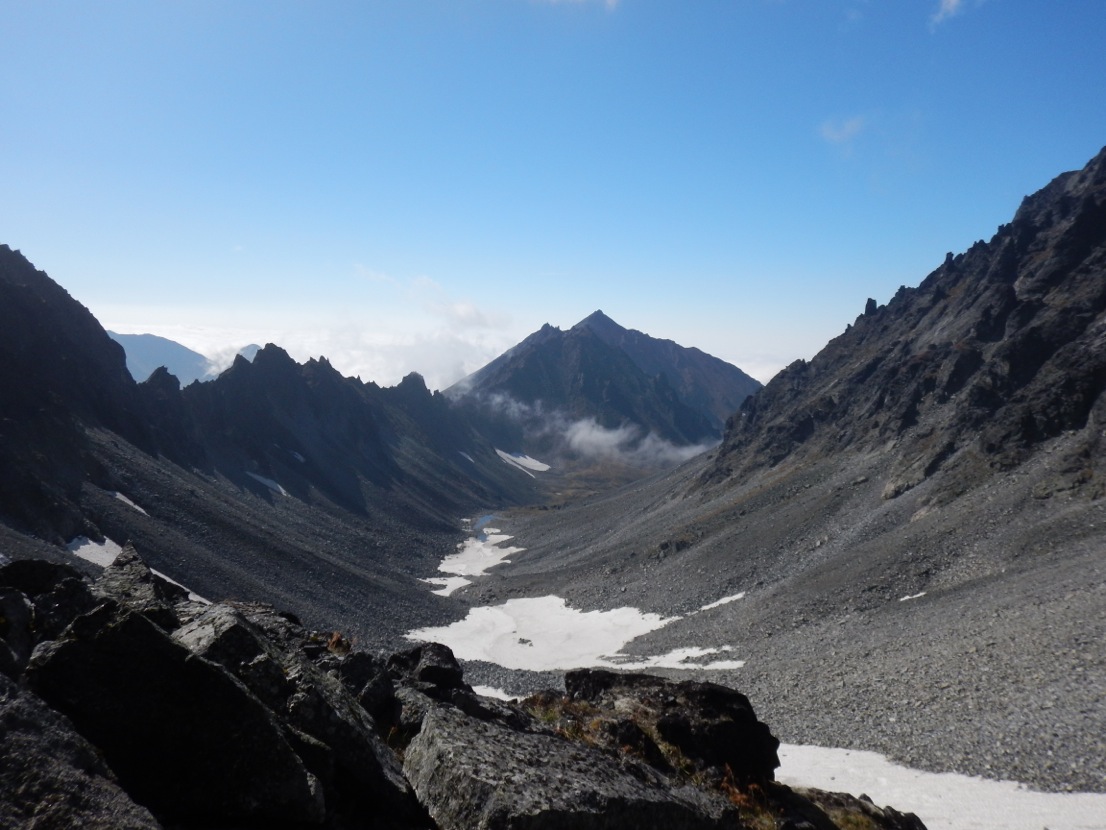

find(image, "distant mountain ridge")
[108,331,259,385]
[446,310,760,462]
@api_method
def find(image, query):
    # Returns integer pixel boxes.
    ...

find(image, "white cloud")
[931,0,963,26]
[819,115,866,146]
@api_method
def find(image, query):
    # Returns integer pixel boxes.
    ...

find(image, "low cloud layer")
[467,392,715,468]
[563,418,713,466]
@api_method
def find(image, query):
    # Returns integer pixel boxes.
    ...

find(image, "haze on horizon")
[3,0,1104,390]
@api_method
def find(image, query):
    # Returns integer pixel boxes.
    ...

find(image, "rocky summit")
[1,547,926,830]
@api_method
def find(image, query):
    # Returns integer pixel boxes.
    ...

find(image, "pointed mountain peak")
[574,310,626,337]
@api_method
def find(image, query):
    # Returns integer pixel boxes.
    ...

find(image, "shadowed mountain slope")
[576,310,761,430]
[707,143,1106,505]
[0,246,537,645]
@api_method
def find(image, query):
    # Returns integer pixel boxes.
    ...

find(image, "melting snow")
[458,451,475,463]
[777,744,1106,830]
[151,568,211,605]
[406,595,743,672]
[472,685,515,701]
[495,449,551,477]
[111,491,148,515]
[698,592,746,611]
[424,526,526,597]
[246,471,289,496]
[67,536,123,567]
[421,576,473,597]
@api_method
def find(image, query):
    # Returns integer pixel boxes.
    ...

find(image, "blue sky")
[3,0,1104,388]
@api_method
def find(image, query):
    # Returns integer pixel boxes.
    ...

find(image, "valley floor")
[399,447,1106,830]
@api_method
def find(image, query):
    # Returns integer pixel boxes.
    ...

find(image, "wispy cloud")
[931,0,964,26]
[819,115,866,148]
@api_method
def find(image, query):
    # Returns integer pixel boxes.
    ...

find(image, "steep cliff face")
[707,145,1106,505]
[0,246,154,540]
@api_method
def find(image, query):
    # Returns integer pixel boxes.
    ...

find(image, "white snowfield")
[67,536,123,567]
[495,449,551,477]
[406,594,745,671]
[410,524,747,670]
[777,744,1106,830]
[421,526,526,597]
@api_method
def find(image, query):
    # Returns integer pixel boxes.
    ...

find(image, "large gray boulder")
[173,601,427,829]
[403,702,737,830]
[565,669,780,783]
[92,542,191,630]
[0,672,162,830]
[24,602,324,826]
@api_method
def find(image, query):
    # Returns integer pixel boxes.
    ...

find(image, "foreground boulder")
[564,669,781,783]
[173,601,427,829]
[25,602,324,826]
[404,701,737,830]
[0,672,161,830]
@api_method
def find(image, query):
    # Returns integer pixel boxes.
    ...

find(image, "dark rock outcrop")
[92,542,190,630]
[173,601,426,829]
[0,672,162,830]
[403,702,738,830]
[25,602,325,826]
[565,669,781,783]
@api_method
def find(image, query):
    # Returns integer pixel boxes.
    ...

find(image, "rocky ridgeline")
[0,546,925,830]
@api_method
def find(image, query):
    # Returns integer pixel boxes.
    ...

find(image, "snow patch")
[406,595,743,672]
[151,568,211,605]
[291,451,305,462]
[777,744,1106,830]
[111,491,148,515]
[698,592,746,612]
[421,576,473,597]
[495,449,551,476]
[611,646,744,671]
[472,685,515,701]
[458,451,475,463]
[438,528,524,578]
[67,537,209,603]
[899,591,927,602]
[67,536,123,567]
[246,471,289,496]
